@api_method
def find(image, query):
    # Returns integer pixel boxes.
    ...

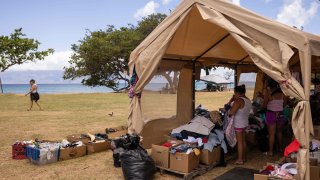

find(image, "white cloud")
[134,1,160,20]
[162,0,172,5]
[8,50,72,71]
[277,0,319,28]
[231,0,241,6]
[265,0,272,3]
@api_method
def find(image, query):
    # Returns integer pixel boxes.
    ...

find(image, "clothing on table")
[203,129,228,153]
[171,116,214,136]
[233,97,252,129]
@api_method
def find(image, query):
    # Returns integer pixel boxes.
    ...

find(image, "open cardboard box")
[59,145,87,161]
[151,139,183,169]
[86,140,111,155]
[66,134,90,144]
[254,162,320,180]
[106,126,128,139]
[200,145,221,165]
[170,151,200,173]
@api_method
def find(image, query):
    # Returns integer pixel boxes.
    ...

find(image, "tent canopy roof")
[129,0,320,75]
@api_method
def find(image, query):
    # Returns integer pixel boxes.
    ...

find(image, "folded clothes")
[170,144,191,154]
[171,116,214,136]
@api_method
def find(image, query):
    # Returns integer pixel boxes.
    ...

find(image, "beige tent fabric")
[128,8,192,133]
[253,71,264,99]
[128,0,320,179]
[139,67,194,148]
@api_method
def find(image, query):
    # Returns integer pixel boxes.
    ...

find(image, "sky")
[1,0,319,72]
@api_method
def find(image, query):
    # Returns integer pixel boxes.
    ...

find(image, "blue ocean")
[1,83,167,94]
[1,82,254,94]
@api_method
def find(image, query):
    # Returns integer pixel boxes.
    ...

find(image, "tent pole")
[234,65,238,87]
[315,73,317,90]
[192,60,196,118]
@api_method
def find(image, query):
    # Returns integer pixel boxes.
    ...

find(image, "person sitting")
[229,85,252,165]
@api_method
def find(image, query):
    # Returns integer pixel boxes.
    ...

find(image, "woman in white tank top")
[229,85,252,165]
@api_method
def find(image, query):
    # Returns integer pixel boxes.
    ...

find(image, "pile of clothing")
[170,111,227,154]
[245,115,264,133]
[259,163,297,179]
[61,139,83,148]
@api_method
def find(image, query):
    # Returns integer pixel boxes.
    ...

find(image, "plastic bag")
[121,147,156,180]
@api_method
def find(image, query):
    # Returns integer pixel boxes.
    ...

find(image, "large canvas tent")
[127,0,320,179]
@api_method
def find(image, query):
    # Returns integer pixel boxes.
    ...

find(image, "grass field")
[0,90,281,179]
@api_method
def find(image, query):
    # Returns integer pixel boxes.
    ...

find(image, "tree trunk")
[161,72,174,88]
[0,76,3,94]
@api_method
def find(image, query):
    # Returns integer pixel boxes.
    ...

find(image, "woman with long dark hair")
[229,84,252,165]
[263,79,285,156]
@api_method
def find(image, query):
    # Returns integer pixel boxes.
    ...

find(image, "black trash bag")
[113,147,126,167]
[120,147,156,180]
[111,134,140,150]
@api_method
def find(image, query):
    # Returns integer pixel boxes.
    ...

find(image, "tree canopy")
[0,28,54,72]
[64,13,167,92]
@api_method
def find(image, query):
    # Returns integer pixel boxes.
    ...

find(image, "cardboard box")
[254,164,319,180]
[170,152,199,173]
[86,140,111,155]
[200,146,221,165]
[254,174,287,180]
[59,145,87,161]
[106,126,128,139]
[66,134,91,144]
[311,166,320,180]
[151,143,170,168]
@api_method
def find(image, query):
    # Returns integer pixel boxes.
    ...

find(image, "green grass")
[0,90,256,179]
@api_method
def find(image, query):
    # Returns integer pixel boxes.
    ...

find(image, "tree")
[64,13,167,92]
[224,70,234,80]
[0,28,54,93]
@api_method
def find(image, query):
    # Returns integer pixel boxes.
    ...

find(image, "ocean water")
[1,83,169,94]
[1,81,255,94]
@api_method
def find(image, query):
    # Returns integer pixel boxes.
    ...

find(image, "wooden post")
[192,60,196,117]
